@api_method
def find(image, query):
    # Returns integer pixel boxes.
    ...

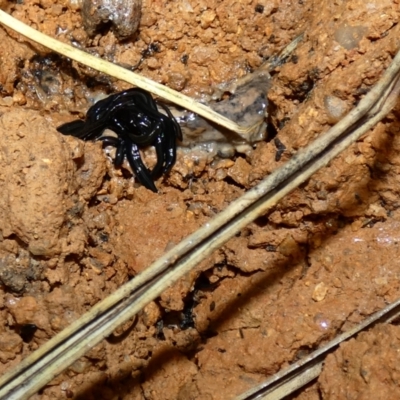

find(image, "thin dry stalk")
[236,295,400,400]
[0,9,257,135]
[0,9,399,400]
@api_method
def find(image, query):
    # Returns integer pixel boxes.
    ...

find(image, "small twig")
[0,9,258,135]
[0,21,400,400]
[236,295,400,400]
[1,8,400,400]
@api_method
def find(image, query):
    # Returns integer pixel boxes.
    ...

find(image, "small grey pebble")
[82,0,142,40]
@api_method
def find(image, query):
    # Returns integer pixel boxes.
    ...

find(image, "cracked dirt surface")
[1,0,400,399]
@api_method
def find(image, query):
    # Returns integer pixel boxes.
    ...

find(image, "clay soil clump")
[0,0,400,399]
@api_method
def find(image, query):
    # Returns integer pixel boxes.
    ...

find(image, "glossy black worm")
[57,88,182,192]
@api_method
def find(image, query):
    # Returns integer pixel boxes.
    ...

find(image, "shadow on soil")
[73,116,398,399]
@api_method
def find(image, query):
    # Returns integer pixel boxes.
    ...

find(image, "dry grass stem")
[0,9,400,400]
[0,9,254,135]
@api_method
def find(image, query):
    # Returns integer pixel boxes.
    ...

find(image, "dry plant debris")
[0,1,400,399]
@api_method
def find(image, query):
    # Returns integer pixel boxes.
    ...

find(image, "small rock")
[312,282,328,302]
[82,0,142,40]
